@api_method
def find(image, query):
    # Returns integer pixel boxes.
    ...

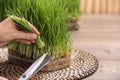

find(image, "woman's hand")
[0,18,40,47]
[0,76,8,80]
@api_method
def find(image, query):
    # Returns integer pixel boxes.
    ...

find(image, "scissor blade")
[33,55,54,75]
[18,53,48,80]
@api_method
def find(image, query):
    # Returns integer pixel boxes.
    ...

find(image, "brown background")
[81,0,120,14]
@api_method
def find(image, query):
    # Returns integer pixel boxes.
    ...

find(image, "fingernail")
[31,40,35,43]
[27,42,32,44]
[31,34,37,39]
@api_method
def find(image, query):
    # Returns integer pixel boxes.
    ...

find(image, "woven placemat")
[0,49,98,80]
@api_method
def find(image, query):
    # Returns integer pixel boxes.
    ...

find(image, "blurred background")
[73,0,120,80]
[81,0,120,14]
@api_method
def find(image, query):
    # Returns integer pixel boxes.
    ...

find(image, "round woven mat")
[0,50,98,80]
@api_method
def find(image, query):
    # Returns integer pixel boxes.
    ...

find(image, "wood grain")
[81,0,86,14]
[114,0,120,14]
[86,0,93,14]
[100,0,107,14]
[93,0,100,13]
[80,0,120,14]
[71,15,120,80]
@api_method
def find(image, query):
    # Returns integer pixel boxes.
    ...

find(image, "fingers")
[0,30,38,43]
[8,31,37,41]
[13,31,37,40]
[28,22,40,35]
[15,39,35,44]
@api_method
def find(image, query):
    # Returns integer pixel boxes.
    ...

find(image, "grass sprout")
[6,0,71,59]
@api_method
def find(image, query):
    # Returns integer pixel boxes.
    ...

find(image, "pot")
[8,54,71,72]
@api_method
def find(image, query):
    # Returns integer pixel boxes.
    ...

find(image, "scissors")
[18,53,53,80]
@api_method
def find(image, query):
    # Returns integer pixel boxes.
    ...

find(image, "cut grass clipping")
[9,15,45,48]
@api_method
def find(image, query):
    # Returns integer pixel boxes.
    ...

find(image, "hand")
[0,18,40,47]
[0,76,8,80]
